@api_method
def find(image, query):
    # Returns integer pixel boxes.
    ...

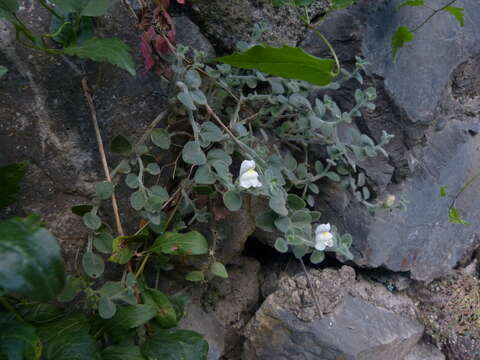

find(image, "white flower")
[238,160,262,189]
[315,223,334,251]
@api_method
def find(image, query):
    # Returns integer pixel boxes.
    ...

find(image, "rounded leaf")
[151,129,171,150]
[182,141,206,165]
[210,261,228,278]
[223,190,242,211]
[82,251,104,279]
[99,296,117,319]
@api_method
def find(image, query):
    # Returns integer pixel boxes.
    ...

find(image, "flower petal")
[239,160,256,177]
[316,223,331,234]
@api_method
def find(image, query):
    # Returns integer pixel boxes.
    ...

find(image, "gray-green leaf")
[182,141,207,165]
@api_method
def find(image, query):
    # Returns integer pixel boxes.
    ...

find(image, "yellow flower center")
[246,169,257,175]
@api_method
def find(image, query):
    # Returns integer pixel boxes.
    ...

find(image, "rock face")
[243,266,427,360]
[301,0,480,282]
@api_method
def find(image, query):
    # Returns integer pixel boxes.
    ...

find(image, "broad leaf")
[82,251,105,279]
[37,313,98,360]
[151,129,171,150]
[102,345,145,360]
[391,26,414,61]
[64,37,136,76]
[0,160,28,208]
[0,0,18,19]
[217,45,336,86]
[51,0,110,16]
[223,190,242,211]
[49,9,95,47]
[443,6,464,27]
[0,216,65,301]
[95,181,114,200]
[141,329,208,360]
[0,313,42,360]
[182,141,206,165]
[142,288,177,329]
[104,304,157,341]
[185,271,204,282]
[398,0,424,8]
[151,231,208,256]
[210,261,228,278]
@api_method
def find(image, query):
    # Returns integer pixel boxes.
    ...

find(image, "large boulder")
[243,266,429,360]
[301,0,480,282]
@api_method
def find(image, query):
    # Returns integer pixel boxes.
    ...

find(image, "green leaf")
[57,276,82,302]
[210,261,228,278]
[217,45,336,86]
[185,271,204,282]
[151,231,208,256]
[105,304,157,341]
[111,135,133,155]
[49,9,95,47]
[99,296,117,319]
[310,250,325,264]
[0,216,65,301]
[151,128,171,150]
[142,288,177,329]
[255,211,277,232]
[223,190,242,211]
[141,329,208,360]
[269,196,288,216]
[443,6,464,27]
[0,313,42,360]
[0,160,28,208]
[207,149,232,165]
[194,165,216,185]
[439,185,448,197]
[331,0,353,9]
[37,313,98,360]
[291,244,309,259]
[146,163,161,176]
[50,0,110,16]
[177,92,196,110]
[325,172,341,182]
[391,26,414,61]
[0,65,7,78]
[126,174,140,189]
[286,194,306,211]
[130,190,147,210]
[108,236,137,264]
[448,207,470,225]
[200,122,225,142]
[82,251,104,279]
[182,141,207,165]
[102,345,145,360]
[95,181,114,200]
[0,0,18,19]
[93,232,113,254]
[274,237,288,253]
[83,211,102,230]
[398,0,424,8]
[64,37,135,76]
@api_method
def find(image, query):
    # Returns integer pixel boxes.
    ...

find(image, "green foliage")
[0,215,65,301]
[0,0,135,75]
[141,330,209,360]
[64,38,136,76]
[217,45,336,86]
[443,6,464,27]
[0,65,7,77]
[448,207,470,225]
[392,26,414,61]
[0,160,28,208]
[0,313,42,360]
[152,231,209,256]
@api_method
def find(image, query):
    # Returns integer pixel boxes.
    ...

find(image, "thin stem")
[412,0,457,32]
[298,258,322,319]
[450,168,480,209]
[309,28,341,76]
[81,78,125,236]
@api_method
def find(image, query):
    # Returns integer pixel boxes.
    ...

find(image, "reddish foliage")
[137,0,186,74]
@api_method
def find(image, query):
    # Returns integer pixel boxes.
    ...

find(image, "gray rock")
[301,0,480,282]
[190,0,329,50]
[178,304,226,360]
[405,342,445,360]
[173,16,216,59]
[243,267,424,360]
